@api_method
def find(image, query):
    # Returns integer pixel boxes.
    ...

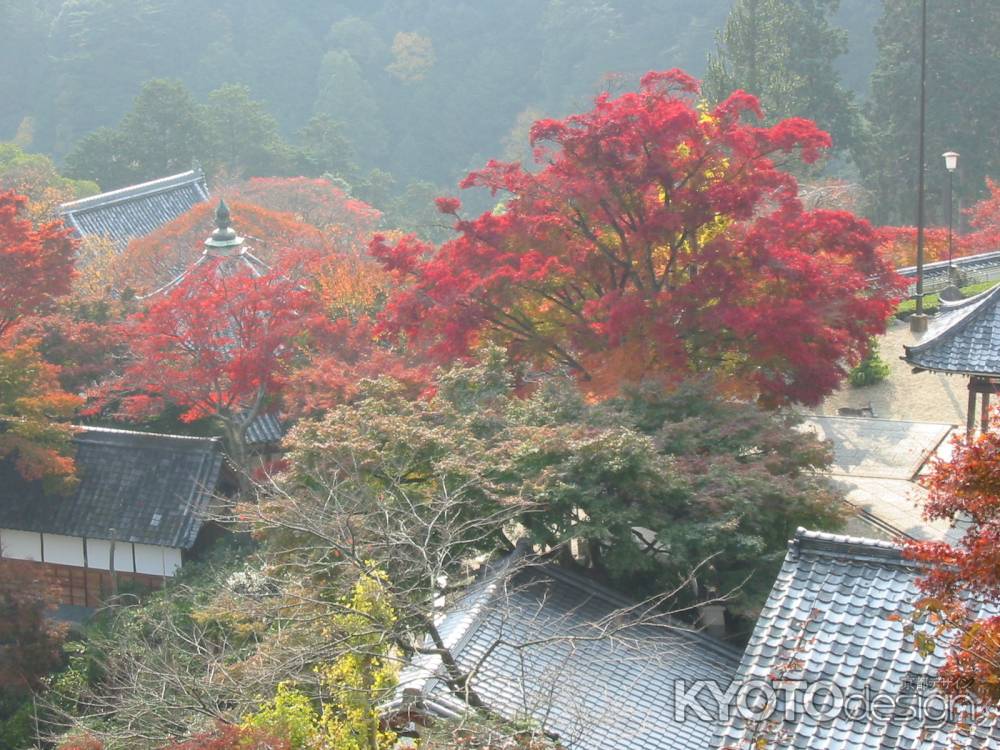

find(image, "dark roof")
[903,284,1000,376]
[59,169,210,250]
[394,547,742,750]
[0,426,222,548]
[714,529,1000,750]
[246,412,283,446]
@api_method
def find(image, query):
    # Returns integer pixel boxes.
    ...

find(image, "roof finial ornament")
[204,199,243,254]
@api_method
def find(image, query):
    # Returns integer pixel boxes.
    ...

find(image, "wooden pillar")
[968,381,978,437]
[983,390,992,434]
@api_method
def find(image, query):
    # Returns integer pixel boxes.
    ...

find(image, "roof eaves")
[904,283,1000,360]
[59,170,206,215]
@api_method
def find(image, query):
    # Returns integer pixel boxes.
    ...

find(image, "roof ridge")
[539,559,745,659]
[791,527,912,565]
[59,170,206,213]
[76,425,222,444]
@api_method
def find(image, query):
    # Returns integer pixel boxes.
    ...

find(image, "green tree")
[62,127,135,192]
[863,0,1000,225]
[64,79,209,189]
[295,115,357,179]
[203,84,291,178]
[705,0,859,158]
[314,51,387,162]
[0,143,97,219]
[273,352,844,619]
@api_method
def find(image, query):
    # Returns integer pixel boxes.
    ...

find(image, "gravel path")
[816,318,968,426]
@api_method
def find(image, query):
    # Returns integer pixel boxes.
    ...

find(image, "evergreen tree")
[863,0,1000,225]
[705,0,859,158]
[203,84,291,178]
[314,50,388,162]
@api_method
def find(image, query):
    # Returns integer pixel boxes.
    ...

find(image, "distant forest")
[1,0,997,229]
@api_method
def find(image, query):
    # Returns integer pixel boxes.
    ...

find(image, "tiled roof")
[394,546,743,750]
[59,169,209,250]
[714,529,1000,750]
[903,284,1000,376]
[0,426,222,548]
[245,412,283,446]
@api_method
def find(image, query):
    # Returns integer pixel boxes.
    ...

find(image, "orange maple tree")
[114,178,384,298]
[0,191,80,489]
[906,419,1000,704]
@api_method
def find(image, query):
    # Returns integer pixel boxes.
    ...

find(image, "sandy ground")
[815,317,968,427]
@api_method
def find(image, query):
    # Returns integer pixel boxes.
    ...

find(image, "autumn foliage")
[0,191,77,338]
[905,421,1000,703]
[58,725,289,750]
[0,558,67,693]
[114,178,382,296]
[110,250,321,469]
[373,70,902,405]
[0,191,81,488]
[225,177,380,251]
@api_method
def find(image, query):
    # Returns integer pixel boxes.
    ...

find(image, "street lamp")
[910,0,929,333]
[943,151,960,281]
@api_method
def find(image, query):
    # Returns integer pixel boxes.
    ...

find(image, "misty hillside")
[1,0,880,190]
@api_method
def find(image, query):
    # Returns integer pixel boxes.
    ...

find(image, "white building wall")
[163,547,182,576]
[2,529,180,577]
[41,533,85,567]
[131,544,181,577]
[85,538,135,573]
[0,529,42,561]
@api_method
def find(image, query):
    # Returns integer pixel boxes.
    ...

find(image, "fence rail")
[896,250,1000,295]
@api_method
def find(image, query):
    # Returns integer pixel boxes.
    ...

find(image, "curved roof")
[59,169,209,250]
[903,284,1000,376]
[394,544,742,750]
[714,528,1000,749]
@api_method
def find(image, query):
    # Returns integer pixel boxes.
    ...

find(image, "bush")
[0,695,34,750]
[849,339,891,387]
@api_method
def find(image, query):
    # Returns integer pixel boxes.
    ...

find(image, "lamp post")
[943,151,959,282]
[910,0,929,333]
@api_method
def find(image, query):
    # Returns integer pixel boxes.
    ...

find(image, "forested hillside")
[1,0,893,214]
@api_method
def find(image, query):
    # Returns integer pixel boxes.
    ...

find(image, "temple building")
[904,284,1000,434]
[58,168,210,250]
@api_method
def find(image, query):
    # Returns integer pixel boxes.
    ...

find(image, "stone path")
[815,317,967,426]
[799,416,958,542]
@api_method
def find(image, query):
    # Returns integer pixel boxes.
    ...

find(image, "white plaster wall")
[42,533,85,567]
[163,547,182,576]
[131,545,181,576]
[85,538,134,573]
[0,529,42,561]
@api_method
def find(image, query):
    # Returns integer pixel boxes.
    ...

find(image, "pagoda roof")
[59,169,209,250]
[903,284,1000,377]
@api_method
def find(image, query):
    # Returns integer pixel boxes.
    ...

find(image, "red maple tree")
[373,70,902,405]
[112,250,321,480]
[906,422,1000,703]
[963,178,1000,258]
[0,190,77,338]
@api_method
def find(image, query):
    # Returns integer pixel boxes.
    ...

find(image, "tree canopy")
[374,71,901,405]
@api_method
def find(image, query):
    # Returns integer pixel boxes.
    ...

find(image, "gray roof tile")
[904,284,1000,376]
[397,547,742,750]
[0,426,222,548]
[713,528,1000,750]
[59,170,209,250]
